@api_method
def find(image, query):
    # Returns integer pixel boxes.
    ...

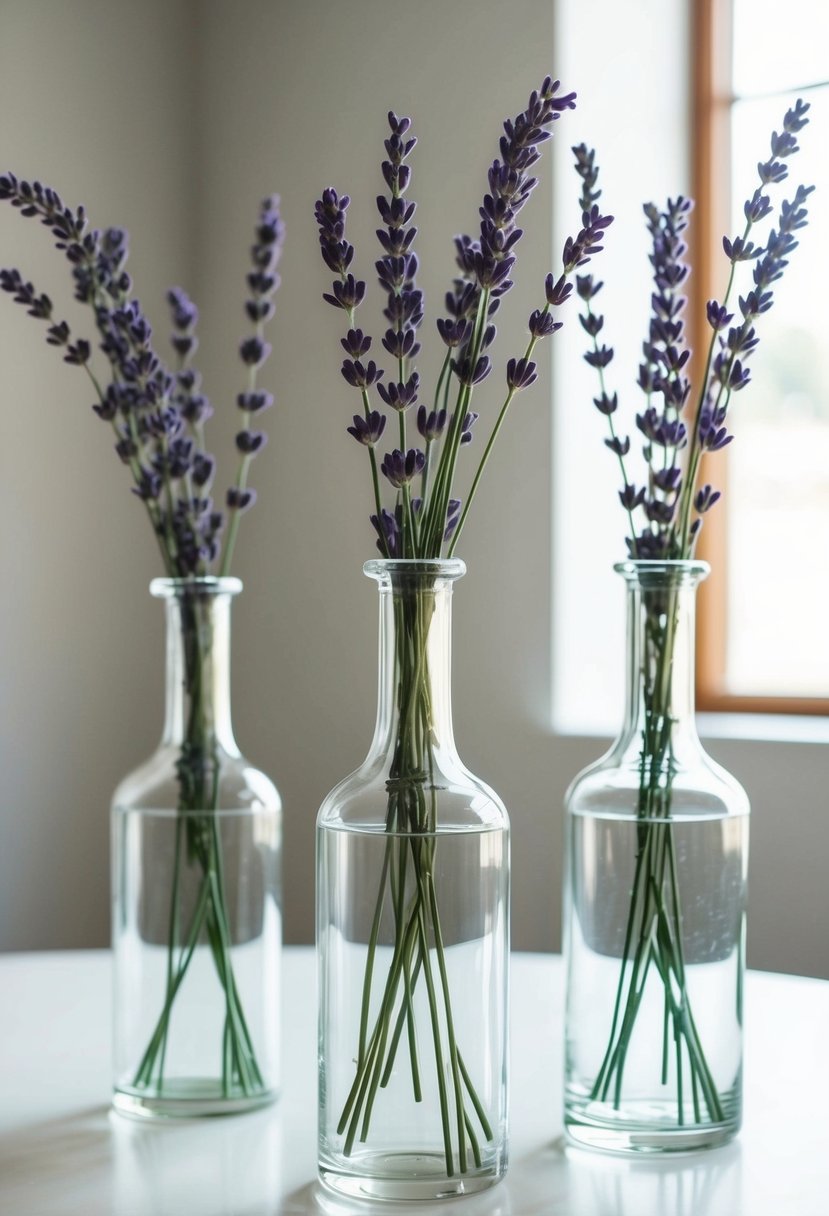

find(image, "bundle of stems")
[335,579,492,1173]
[578,99,812,1121]
[315,80,611,1169]
[0,173,284,1096]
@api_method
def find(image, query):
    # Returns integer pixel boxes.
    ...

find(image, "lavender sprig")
[316,187,389,553]
[316,79,587,563]
[0,173,283,578]
[221,194,284,575]
[577,98,813,559]
[447,158,612,555]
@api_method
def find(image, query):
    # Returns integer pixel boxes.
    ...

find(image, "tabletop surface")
[0,948,827,1216]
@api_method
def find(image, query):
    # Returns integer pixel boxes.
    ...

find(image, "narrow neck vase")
[563,561,749,1153]
[111,578,282,1119]
[317,560,510,1201]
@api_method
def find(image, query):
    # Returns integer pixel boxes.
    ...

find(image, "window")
[694,0,829,712]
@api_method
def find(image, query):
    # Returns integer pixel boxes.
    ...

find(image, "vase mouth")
[614,559,710,587]
[364,558,466,584]
[150,576,244,599]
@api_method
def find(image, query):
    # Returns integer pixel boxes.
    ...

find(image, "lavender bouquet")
[315,80,611,1185]
[0,175,284,1107]
[564,101,812,1145]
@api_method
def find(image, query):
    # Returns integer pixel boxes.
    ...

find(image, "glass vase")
[563,560,749,1153]
[317,559,509,1201]
[111,577,282,1118]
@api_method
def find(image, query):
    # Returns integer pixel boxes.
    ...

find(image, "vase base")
[112,1079,278,1120]
[565,1102,739,1155]
[319,1151,505,1203]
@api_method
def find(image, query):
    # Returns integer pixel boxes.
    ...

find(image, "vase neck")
[616,562,707,761]
[367,562,463,771]
[154,579,240,754]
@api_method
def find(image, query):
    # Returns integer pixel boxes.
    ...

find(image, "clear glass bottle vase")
[317,559,510,1201]
[111,577,282,1118]
[563,560,749,1152]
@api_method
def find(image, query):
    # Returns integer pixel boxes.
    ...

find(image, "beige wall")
[0,0,826,978]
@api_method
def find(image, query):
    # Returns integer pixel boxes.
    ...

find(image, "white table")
[1,949,827,1215]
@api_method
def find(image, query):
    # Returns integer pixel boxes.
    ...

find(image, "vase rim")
[614,559,710,584]
[149,575,244,599]
[363,557,466,581]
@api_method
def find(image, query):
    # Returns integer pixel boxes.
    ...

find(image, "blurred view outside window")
[706,0,829,703]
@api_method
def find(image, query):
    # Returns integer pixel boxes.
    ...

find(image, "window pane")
[733,0,829,97]
[723,87,829,698]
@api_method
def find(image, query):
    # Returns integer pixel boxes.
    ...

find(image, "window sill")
[697,712,829,745]
[553,712,829,746]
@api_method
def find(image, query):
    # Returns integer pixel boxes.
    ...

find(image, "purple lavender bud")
[545,272,573,308]
[64,338,91,365]
[380,447,425,487]
[114,438,137,462]
[474,252,515,290]
[436,317,472,347]
[417,405,447,441]
[738,288,773,318]
[698,404,732,451]
[783,98,810,133]
[706,300,733,330]
[226,486,257,512]
[167,286,198,332]
[382,327,420,359]
[147,407,182,439]
[171,334,198,358]
[347,410,386,446]
[604,435,630,457]
[593,392,618,416]
[239,336,271,368]
[757,158,788,185]
[370,508,399,556]
[744,187,772,224]
[506,357,538,390]
[460,412,478,445]
[728,359,750,391]
[579,312,603,338]
[181,393,212,425]
[584,345,613,369]
[235,429,268,455]
[341,359,384,389]
[377,225,417,255]
[237,391,274,413]
[376,196,416,229]
[694,483,721,513]
[452,354,491,386]
[245,299,274,324]
[167,437,194,478]
[576,274,602,301]
[92,395,117,421]
[619,483,646,511]
[43,319,68,345]
[377,373,419,412]
[528,309,561,338]
[341,328,372,357]
[653,466,682,493]
[192,453,215,487]
[133,468,162,502]
[443,498,462,541]
[645,498,675,524]
[322,274,366,311]
[722,235,759,262]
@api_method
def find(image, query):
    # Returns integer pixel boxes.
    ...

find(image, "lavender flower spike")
[380,447,426,487]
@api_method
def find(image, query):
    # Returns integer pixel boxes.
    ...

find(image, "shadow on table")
[507,1135,743,1216]
[0,1106,113,1212]
[279,1179,515,1216]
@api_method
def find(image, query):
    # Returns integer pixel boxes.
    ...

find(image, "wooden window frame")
[692,0,829,714]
